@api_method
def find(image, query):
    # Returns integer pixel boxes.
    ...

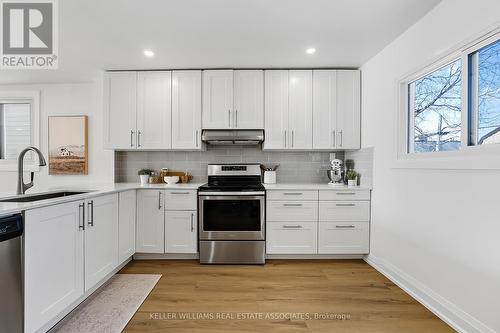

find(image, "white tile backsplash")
[114,146,339,184]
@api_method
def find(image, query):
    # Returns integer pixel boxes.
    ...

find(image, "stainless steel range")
[198,163,265,264]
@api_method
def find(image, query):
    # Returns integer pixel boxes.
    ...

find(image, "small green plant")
[138,168,154,176]
[346,170,357,180]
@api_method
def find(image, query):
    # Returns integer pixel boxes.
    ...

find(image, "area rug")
[52,274,161,333]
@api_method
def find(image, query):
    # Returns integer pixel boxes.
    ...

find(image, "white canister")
[263,171,276,184]
[140,175,149,185]
[347,179,357,187]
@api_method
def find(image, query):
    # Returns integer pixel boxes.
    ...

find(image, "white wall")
[361,0,500,332]
[0,81,114,194]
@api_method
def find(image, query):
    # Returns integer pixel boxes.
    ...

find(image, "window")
[468,38,500,145]
[0,102,32,160]
[0,91,40,171]
[401,30,500,159]
[408,59,462,153]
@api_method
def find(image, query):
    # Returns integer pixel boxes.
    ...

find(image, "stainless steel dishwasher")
[0,213,23,333]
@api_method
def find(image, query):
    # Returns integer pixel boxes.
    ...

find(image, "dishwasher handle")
[0,214,23,242]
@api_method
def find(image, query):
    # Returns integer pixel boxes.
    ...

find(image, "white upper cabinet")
[264,70,289,149]
[202,70,234,129]
[312,70,360,150]
[313,70,337,149]
[137,72,172,149]
[203,70,264,129]
[288,70,313,149]
[264,70,312,150]
[233,70,264,129]
[172,71,202,149]
[336,70,361,149]
[103,72,137,149]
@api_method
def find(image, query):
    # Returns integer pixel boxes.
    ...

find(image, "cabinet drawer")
[318,222,369,254]
[267,201,318,222]
[319,201,370,222]
[164,190,197,210]
[319,190,370,201]
[266,222,317,254]
[267,190,318,201]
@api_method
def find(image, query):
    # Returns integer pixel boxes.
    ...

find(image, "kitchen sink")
[0,191,91,203]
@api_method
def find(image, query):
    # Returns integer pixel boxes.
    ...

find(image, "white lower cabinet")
[24,201,84,333]
[165,211,197,253]
[318,222,369,254]
[266,201,318,222]
[136,190,165,253]
[319,201,370,222]
[118,190,136,263]
[84,194,119,291]
[266,189,371,256]
[164,190,197,210]
[23,191,131,333]
[136,189,198,254]
[266,222,317,254]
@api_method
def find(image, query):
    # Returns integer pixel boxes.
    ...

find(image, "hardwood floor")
[120,260,454,333]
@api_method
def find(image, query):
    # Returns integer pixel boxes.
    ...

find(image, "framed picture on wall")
[48,116,88,175]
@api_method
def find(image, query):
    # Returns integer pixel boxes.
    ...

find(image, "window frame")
[396,27,500,169]
[0,90,41,172]
[464,33,500,147]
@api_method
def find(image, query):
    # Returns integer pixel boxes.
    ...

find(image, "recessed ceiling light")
[306,47,316,55]
[143,49,155,57]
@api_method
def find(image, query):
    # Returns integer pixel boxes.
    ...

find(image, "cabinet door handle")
[336,203,355,207]
[228,110,231,127]
[87,200,94,226]
[195,130,198,147]
[235,110,238,128]
[170,192,190,195]
[336,192,356,195]
[158,191,162,210]
[190,213,194,232]
[283,225,303,229]
[332,130,336,147]
[78,202,85,230]
[291,130,294,148]
[283,192,302,196]
[339,130,343,147]
[335,225,355,229]
[283,130,287,148]
[283,203,303,207]
[130,130,134,147]
[137,130,142,147]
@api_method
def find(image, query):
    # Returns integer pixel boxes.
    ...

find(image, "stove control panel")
[221,166,247,171]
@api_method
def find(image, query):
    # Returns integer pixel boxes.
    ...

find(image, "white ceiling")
[0,0,441,84]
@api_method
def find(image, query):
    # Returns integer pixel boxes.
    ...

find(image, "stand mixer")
[327,158,345,187]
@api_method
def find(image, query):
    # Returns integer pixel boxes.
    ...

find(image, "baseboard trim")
[364,254,494,333]
[134,253,199,260]
[266,254,364,260]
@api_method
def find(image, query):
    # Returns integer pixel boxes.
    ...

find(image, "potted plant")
[138,169,154,185]
[346,170,358,187]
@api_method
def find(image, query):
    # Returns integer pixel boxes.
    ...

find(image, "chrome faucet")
[17,147,47,195]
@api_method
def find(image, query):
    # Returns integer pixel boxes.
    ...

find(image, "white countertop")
[0,182,371,216]
[263,183,371,191]
[0,182,204,217]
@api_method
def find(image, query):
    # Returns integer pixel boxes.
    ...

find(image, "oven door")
[199,194,265,241]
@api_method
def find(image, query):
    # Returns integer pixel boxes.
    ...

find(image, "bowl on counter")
[164,176,179,184]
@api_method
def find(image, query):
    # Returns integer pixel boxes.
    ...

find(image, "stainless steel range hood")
[201,130,264,145]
